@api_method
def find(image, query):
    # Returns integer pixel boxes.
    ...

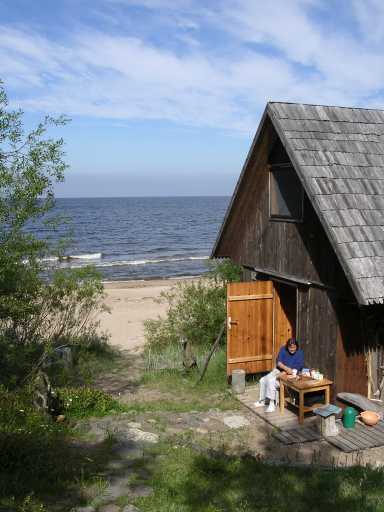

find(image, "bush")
[60,386,124,418]
[144,259,241,349]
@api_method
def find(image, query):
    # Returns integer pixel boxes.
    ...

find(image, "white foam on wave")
[67,255,209,269]
[69,253,102,260]
[41,252,102,263]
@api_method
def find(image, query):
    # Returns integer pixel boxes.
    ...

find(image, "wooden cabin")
[212,102,384,398]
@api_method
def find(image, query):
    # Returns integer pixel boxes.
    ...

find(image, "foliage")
[60,386,125,418]
[206,257,242,284]
[0,80,68,329]
[0,81,107,386]
[45,335,118,388]
[144,259,241,349]
[0,383,120,510]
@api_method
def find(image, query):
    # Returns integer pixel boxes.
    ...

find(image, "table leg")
[279,382,285,414]
[325,385,330,405]
[299,390,304,424]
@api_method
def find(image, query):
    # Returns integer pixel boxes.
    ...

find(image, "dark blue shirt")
[277,346,304,371]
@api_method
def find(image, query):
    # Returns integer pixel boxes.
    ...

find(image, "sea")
[30,196,230,281]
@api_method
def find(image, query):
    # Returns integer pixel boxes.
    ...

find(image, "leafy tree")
[0,81,68,329]
[0,81,106,384]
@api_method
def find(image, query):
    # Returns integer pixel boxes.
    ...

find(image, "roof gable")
[213,102,384,305]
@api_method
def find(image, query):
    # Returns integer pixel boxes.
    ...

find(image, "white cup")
[292,369,297,377]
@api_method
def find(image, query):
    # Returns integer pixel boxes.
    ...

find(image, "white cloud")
[2,1,384,134]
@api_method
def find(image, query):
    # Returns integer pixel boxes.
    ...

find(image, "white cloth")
[259,368,280,403]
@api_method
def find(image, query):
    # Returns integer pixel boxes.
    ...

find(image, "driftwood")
[182,338,197,369]
[196,320,226,385]
[33,370,64,419]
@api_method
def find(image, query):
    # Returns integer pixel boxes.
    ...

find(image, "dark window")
[269,165,303,221]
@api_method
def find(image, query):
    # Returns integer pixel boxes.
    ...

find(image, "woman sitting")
[254,338,304,412]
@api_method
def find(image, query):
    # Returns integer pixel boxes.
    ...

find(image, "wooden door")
[227,280,274,376]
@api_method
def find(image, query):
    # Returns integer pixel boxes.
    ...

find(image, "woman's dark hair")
[286,338,299,350]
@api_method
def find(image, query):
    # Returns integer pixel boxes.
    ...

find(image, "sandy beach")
[97,278,190,351]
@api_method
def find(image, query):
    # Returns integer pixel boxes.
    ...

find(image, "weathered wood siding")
[216,119,350,293]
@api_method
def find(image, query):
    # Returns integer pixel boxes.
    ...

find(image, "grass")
[7,341,384,511]
[141,346,239,412]
[131,442,384,512]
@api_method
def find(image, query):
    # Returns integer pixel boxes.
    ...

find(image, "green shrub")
[144,259,241,350]
[60,386,124,418]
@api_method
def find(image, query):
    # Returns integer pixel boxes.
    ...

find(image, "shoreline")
[102,275,201,289]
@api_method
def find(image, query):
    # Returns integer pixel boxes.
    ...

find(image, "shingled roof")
[218,102,384,306]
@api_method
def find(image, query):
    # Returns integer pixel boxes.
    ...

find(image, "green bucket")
[343,406,358,429]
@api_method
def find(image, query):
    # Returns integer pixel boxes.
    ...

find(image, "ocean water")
[31,197,230,281]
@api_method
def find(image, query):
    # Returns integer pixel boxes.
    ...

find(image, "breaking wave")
[68,255,209,269]
[41,252,102,263]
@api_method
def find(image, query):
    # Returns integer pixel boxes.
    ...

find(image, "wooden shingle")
[269,102,384,305]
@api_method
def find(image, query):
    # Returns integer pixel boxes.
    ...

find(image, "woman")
[254,338,304,412]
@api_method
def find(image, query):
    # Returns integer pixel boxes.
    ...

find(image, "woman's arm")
[277,361,293,374]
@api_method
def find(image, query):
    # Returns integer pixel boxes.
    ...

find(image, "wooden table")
[279,374,333,424]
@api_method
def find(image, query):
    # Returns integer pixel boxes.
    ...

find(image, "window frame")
[268,163,304,223]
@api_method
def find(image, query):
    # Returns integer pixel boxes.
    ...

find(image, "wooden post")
[196,321,226,385]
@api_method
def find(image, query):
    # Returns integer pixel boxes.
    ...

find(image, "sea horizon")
[54,194,231,200]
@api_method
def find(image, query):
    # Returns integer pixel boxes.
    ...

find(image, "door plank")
[227,281,274,376]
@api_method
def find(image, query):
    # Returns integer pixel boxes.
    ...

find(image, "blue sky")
[2,0,384,197]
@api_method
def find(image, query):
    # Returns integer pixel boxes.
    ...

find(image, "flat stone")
[107,460,126,470]
[146,418,157,424]
[127,422,142,429]
[103,476,129,500]
[99,505,121,512]
[195,427,209,434]
[122,506,140,512]
[73,507,95,512]
[222,415,250,429]
[126,428,159,443]
[112,441,144,459]
[129,485,154,498]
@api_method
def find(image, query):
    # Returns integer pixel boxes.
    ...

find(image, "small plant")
[144,258,241,350]
[19,495,47,512]
[60,386,124,418]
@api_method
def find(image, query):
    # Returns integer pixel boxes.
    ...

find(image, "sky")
[1,0,384,197]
